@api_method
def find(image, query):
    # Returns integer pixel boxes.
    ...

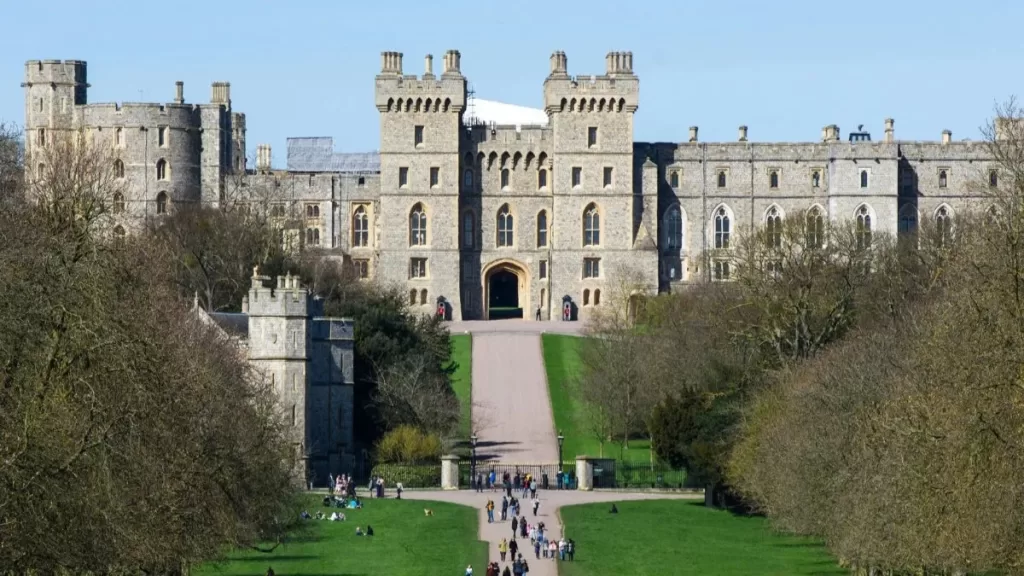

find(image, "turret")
[22,60,89,152]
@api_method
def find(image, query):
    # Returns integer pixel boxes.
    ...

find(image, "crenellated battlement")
[375,49,466,113]
[246,272,315,318]
[543,51,639,114]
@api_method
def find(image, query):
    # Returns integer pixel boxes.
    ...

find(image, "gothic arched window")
[463,211,475,249]
[352,206,369,247]
[536,210,548,248]
[409,203,427,246]
[714,207,731,249]
[583,204,600,246]
[113,192,125,214]
[156,191,168,215]
[497,204,514,247]
[665,206,682,251]
[806,207,824,249]
[856,205,872,249]
[765,206,782,248]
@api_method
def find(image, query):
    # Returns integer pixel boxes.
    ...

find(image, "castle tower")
[246,272,313,480]
[200,81,234,207]
[22,60,88,155]
[542,52,655,313]
[374,50,468,319]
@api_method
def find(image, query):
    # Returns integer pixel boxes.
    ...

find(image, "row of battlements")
[677,120,964,145]
[548,50,635,78]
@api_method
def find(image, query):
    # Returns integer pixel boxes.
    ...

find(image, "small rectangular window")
[538,169,548,189]
[583,257,600,279]
[158,126,168,147]
[572,167,582,188]
[430,167,440,188]
[353,259,369,279]
[603,167,613,188]
[540,260,548,280]
[588,127,598,148]
[410,257,428,279]
[714,260,730,281]
[399,167,409,188]
[414,125,424,147]
[37,129,45,146]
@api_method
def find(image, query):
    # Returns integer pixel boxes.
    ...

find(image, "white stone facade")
[26,53,1004,321]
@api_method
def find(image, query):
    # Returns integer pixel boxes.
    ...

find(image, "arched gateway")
[482,259,530,320]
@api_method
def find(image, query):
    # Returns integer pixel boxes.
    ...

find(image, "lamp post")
[470,434,478,490]
[557,432,565,489]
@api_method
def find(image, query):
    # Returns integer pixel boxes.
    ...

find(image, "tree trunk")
[704,483,715,507]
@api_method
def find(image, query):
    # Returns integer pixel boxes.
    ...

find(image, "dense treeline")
[0,128,298,573]
[581,104,1024,573]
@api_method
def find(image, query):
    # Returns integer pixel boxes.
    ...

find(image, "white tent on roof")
[464,98,548,127]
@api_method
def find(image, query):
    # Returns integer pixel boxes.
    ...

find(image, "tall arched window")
[409,289,417,305]
[462,211,475,249]
[938,169,948,188]
[501,169,510,189]
[769,171,779,189]
[665,206,682,250]
[765,206,782,248]
[420,289,428,305]
[156,159,168,181]
[806,207,824,249]
[583,204,600,246]
[856,205,872,249]
[717,171,727,188]
[714,207,730,249]
[538,168,548,189]
[936,206,951,247]
[306,228,320,246]
[898,206,917,236]
[536,210,548,248]
[812,170,821,188]
[156,191,168,215]
[112,192,125,214]
[114,159,125,179]
[594,289,601,306]
[669,171,679,188]
[352,206,369,247]
[463,169,474,189]
[409,203,427,246]
[860,170,869,188]
[990,170,999,188]
[497,204,514,247]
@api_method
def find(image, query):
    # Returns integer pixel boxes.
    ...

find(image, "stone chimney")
[424,54,434,77]
[884,118,894,142]
[256,144,272,172]
[211,82,230,105]
[822,124,839,142]
[380,51,404,75]
[689,126,698,143]
[738,125,748,142]
[442,50,460,75]
[174,81,184,104]
[549,51,568,75]
[942,130,952,144]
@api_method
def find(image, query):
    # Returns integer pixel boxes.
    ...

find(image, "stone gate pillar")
[441,455,460,490]
[575,456,594,491]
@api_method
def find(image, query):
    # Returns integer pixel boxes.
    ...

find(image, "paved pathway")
[425,318,695,575]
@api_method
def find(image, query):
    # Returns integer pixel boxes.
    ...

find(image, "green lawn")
[542,334,653,464]
[558,500,843,576]
[196,497,487,576]
[450,334,473,439]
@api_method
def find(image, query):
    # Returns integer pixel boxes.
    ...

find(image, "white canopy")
[465,98,549,127]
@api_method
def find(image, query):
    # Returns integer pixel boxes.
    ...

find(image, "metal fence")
[461,462,580,490]
[366,462,441,488]
[615,462,690,489]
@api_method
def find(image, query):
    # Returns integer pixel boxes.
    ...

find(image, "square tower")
[22,60,88,155]
[375,51,467,318]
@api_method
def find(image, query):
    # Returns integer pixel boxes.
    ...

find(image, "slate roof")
[206,312,249,339]
[286,137,380,173]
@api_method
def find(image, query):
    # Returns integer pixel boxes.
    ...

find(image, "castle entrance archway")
[483,259,530,320]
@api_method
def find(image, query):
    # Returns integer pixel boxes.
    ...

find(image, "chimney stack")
[424,54,434,76]
[174,81,184,104]
[256,144,272,172]
[822,125,839,141]
[738,125,748,142]
[689,126,698,143]
[442,50,461,76]
[380,52,404,75]
[884,118,894,142]
[941,129,952,144]
[549,51,568,75]
[211,82,230,105]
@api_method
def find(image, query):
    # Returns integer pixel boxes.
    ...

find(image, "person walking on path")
[533,537,541,559]
[567,538,575,561]
[498,538,508,562]
[501,495,508,521]
[558,537,566,561]
[489,469,496,491]
[477,473,484,493]
[509,538,519,560]
[547,540,557,561]
[510,515,518,537]
[532,499,540,516]
[520,517,528,539]
[486,499,495,523]
[502,566,511,576]
[529,479,537,499]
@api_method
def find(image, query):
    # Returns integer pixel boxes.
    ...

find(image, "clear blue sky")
[1,0,1020,163]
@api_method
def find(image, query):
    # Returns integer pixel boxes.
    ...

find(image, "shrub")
[375,425,442,464]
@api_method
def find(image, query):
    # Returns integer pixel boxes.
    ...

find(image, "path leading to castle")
[421,319,698,576]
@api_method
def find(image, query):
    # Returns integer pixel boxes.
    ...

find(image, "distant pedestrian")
[465,564,473,576]
[489,469,496,491]
[511,516,518,536]
[567,539,575,561]
[499,538,508,562]
[396,482,403,500]
[532,499,540,516]
[535,307,541,321]
[501,495,509,521]
[534,538,541,558]
[486,500,495,523]
[529,479,537,499]
[509,538,519,560]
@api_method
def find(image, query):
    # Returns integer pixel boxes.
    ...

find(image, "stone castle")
[195,271,355,483]
[23,51,1000,322]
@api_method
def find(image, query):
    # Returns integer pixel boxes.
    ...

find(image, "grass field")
[450,334,473,439]
[195,497,487,576]
[542,334,653,463]
[558,500,843,576]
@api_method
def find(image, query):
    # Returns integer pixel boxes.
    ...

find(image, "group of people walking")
[467,469,577,576]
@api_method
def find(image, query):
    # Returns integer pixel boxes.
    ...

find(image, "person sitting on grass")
[315,511,325,520]
[356,526,364,536]
[610,504,618,514]
[366,525,374,536]
[300,510,311,520]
